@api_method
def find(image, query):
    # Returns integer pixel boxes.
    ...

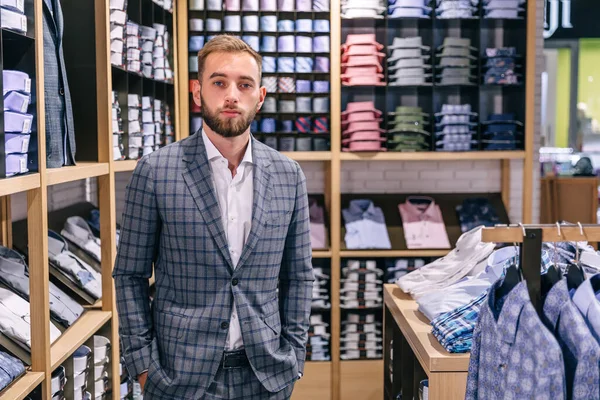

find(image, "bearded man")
[113,35,313,400]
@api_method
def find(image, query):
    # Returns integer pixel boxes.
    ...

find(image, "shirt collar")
[202,129,253,165]
[403,196,437,220]
[348,199,377,218]
[573,276,600,319]
[489,279,529,344]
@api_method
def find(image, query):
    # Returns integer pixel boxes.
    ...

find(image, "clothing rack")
[481,224,600,316]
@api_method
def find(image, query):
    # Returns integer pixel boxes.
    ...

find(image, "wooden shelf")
[50,310,111,370]
[0,371,44,400]
[340,151,526,161]
[341,249,450,258]
[383,284,470,374]
[313,249,332,258]
[0,173,40,196]
[281,151,332,161]
[46,163,110,186]
[113,160,139,172]
[292,361,332,400]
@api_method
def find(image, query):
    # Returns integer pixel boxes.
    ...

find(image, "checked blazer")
[113,131,314,399]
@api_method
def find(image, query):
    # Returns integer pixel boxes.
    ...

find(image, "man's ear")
[256,85,267,111]
[192,80,201,108]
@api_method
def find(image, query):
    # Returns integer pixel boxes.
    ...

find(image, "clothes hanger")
[495,224,523,300]
[566,222,586,291]
[541,222,562,298]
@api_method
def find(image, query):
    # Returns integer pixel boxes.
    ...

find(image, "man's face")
[192,52,266,138]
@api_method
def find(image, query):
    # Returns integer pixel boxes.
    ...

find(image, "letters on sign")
[544,0,573,39]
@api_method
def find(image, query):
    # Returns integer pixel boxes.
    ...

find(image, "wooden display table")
[383,284,470,400]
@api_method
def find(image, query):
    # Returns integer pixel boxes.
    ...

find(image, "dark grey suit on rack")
[42,0,76,168]
[113,132,314,399]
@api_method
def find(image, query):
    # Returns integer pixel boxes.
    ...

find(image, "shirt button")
[59,87,65,96]
[221,321,229,329]
[232,278,238,286]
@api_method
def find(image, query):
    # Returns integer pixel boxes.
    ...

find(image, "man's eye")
[240,84,252,89]
[214,81,224,87]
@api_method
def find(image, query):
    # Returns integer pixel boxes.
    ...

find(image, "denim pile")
[0,0,27,35]
[341,313,383,360]
[0,350,25,392]
[481,112,523,150]
[3,70,33,177]
[436,37,477,86]
[483,47,521,85]
[340,260,384,309]
[387,106,431,151]
[388,37,431,86]
[109,0,127,67]
[307,314,330,361]
[385,258,427,282]
[483,0,524,19]
[456,198,501,233]
[434,104,478,151]
[342,101,386,152]
[388,0,432,18]
[341,0,385,19]
[436,0,478,19]
[341,34,385,86]
[112,91,125,160]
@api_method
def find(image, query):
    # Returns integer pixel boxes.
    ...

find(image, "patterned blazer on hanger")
[113,131,313,399]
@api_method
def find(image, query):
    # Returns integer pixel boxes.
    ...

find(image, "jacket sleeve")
[112,157,160,378]
[278,162,314,375]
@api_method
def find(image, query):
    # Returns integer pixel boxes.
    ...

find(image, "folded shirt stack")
[385,258,427,283]
[0,350,25,392]
[153,0,173,11]
[312,267,331,310]
[50,366,66,399]
[483,47,522,85]
[163,102,175,146]
[483,0,524,19]
[307,314,330,361]
[1,0,27,35]
[124,21,141,74]
[387,106,431,152]
[456,197,500,233]
[387,37,432,86]
[342,199,392,249]
[341,101,386,152]
[434,103,478,152]
[259,135,329,152]
[3,70,33,177]
[341,34,386,87]
[340,313,383,360]
[435,37,478,86]
[109,6,125,67]
[481,112,523,150]
[152,23,174,82]
[93,335,111,398]
[112,91,125,160]
[436,0,478,19]
[340,260,384,309]
[387,0,432,18]
[127,94,142,160]
[341,0,385,19]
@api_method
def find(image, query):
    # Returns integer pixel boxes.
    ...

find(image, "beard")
[199,92,258,138]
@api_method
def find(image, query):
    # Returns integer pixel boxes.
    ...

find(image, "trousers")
[202,364,295,400]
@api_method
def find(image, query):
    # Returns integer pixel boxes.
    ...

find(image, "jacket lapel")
[236,138,272,269]
[42,0,58,36]
[181,133,234,273]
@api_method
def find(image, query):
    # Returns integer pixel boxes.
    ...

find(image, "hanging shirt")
[342,199,391,249]
[572,275,600,343]
[466,280,566,400]
[398,197,451,249]
[396,226,495,298]
[544,279,600,400]
[202,130,253,351]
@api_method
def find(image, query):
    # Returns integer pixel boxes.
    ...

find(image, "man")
[113,35,314,400]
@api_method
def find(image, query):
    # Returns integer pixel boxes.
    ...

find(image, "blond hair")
[197,35,263,81]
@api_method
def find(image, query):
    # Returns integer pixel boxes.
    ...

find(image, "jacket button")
[232,278,238,286]
[59,87,65,96]
[221,321,229,329]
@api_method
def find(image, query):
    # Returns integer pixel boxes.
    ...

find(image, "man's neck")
[204,127,250,171]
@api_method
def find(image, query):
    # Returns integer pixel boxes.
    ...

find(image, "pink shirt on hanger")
[398,196,451,249]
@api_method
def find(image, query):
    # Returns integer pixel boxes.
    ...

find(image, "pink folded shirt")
[342,34,384,51]
[398,197,451,249]
[342,140,387,151]
[343,121,385,135]
[342,101,382,116]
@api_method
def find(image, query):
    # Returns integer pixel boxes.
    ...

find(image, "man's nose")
[224,86,240,105]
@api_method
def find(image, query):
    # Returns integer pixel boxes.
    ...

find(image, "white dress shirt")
[202,130,254,351]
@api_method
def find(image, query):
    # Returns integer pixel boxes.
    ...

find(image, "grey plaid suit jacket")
[113,132,314,399]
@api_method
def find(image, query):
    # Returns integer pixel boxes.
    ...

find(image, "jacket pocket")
[263,309,281,336]
[156,310,189,340]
